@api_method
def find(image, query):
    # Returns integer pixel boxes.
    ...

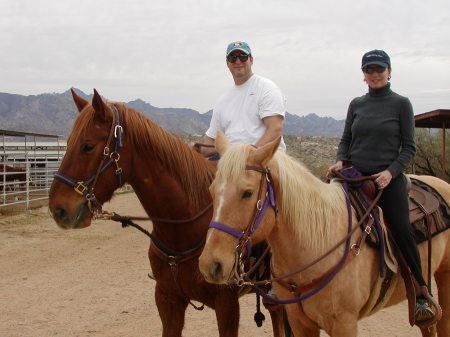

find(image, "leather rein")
[53,104,212,310]
[209,165,383,304]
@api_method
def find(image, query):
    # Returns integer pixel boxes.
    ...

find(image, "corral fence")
[0,129,66,212]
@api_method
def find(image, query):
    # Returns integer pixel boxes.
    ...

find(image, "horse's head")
[49,89,127,229]
[199,132,280,284]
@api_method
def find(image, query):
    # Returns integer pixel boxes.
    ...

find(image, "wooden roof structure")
[415,109,450,128]
[414,109,450,179]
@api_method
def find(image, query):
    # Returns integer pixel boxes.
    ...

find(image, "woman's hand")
[326,161,343,180]
[372,170,393,189]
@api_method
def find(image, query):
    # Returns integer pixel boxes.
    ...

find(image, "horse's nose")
[53,206,68,223]
[199,253,228,284]
[205,260,223,283]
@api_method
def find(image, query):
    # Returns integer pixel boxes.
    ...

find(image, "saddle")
[351,176,449,247]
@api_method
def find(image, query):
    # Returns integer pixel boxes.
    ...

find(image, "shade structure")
[414,109,450,179]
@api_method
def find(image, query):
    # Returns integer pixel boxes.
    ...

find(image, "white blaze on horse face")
[205,180,227,244]
[213,181,227,222]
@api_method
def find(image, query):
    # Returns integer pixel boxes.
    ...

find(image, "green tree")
[414,128,450,182]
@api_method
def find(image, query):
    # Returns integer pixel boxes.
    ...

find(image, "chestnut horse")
[0,164,27,192]
[48,90,291,337]
[199,133,450,337]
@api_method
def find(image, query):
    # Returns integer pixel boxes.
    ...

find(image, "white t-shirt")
[206,74,286,151]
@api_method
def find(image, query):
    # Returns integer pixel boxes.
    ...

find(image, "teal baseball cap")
[226,41,252,56]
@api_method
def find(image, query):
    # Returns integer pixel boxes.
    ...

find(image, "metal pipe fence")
[0,129,64,212]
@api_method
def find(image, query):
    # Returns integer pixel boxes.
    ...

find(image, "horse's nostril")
[213,261,223,280]
[54,206,67,222]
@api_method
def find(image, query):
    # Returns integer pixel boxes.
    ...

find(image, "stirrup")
[415,286,442,328]
[415,298,435,323]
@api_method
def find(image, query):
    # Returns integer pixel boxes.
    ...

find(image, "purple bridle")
[53,104,124,216]
[209,166,277,283]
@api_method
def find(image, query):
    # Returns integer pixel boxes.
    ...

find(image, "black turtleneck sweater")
[337,83,416,178]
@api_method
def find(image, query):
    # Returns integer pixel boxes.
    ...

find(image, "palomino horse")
[199,132,450,337]
[48,89,291,337]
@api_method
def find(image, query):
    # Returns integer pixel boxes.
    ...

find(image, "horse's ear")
[215,131,230,156]
[92,89,112,121]
[253,136,281,167]
[71,88,89,113]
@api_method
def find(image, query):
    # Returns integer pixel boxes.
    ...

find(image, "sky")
[1,0,449,120]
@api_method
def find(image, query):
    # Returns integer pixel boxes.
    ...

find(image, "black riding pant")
[363,173,427,286]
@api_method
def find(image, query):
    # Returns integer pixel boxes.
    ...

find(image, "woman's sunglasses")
[227,53,250,63]
[363,66,387,74]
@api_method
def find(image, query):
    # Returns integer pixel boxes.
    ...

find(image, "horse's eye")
[242,190,253,199]
[82,144,95,153]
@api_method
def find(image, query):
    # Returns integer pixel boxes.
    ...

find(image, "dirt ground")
[0,192,427,336]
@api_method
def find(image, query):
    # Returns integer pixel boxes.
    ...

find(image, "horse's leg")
[435,270,450,337]
[214,291,240,337]
[155,284,188,337]
[266,306,294,337]
[267,306,283,337]
[325,314,358,337]
[283,304,320,337]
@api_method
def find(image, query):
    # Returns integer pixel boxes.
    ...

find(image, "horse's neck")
[270,178,350,280]
[128,154,206,213]
[124,139,213,247]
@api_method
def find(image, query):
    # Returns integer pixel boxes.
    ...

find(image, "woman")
[327,49,437,324]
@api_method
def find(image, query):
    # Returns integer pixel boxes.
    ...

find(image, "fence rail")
[1,129,65,212]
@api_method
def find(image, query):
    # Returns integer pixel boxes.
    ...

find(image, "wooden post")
[443,120,446,179]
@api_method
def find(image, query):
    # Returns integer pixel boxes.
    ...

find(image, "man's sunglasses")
[227,53,250,63]
[363,66,387,74]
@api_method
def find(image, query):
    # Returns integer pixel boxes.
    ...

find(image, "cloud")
[1,0,449,119]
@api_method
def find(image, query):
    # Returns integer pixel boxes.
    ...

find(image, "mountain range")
[0,88,344,138]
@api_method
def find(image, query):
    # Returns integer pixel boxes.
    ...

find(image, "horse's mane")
[218,144,347,250]
[216,143,252,183]
[68,103,215,210]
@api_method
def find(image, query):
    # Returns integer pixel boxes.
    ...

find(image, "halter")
[209,165,277,285]
[54,104,124,217]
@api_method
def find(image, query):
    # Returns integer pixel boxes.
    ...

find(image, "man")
[195,41,286,157]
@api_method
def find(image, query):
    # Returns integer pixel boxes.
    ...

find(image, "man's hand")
[191,142,202,154]
[190,136,216,157]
